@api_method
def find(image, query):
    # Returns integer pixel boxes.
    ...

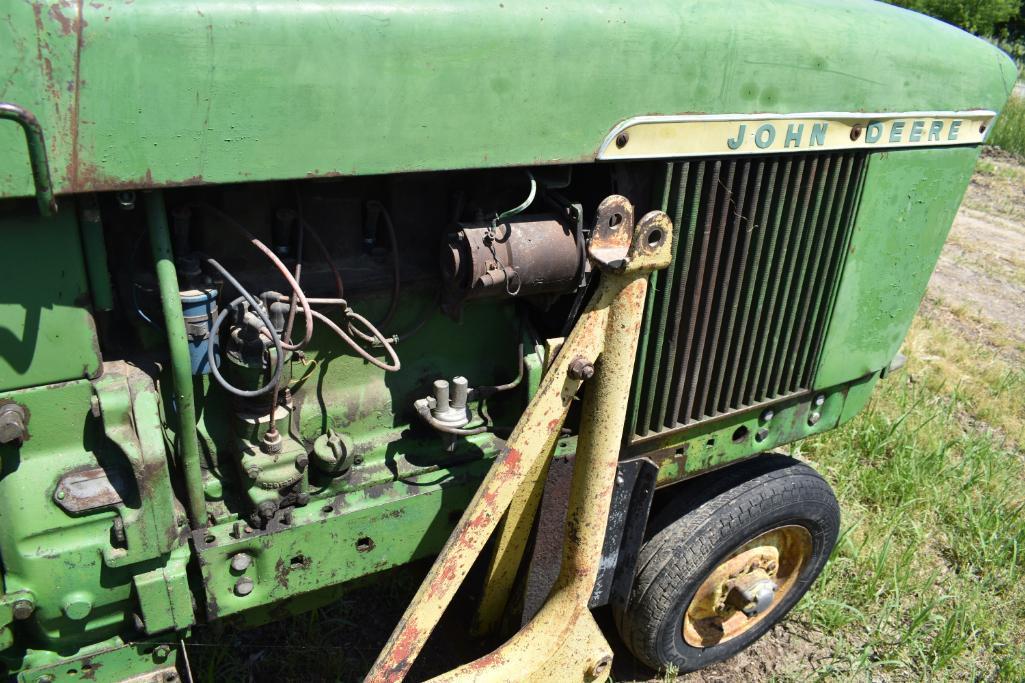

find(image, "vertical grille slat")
[683,161,737,425]
[654,162,705,433]
[629,150,867,443]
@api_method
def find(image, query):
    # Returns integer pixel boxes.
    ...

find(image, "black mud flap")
[520,456,659,625]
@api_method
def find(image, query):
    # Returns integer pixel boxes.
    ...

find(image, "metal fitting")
[814,394,826,407]
[808,411,822,426]
[260,429,283,454]
[756,427,770,443]
[567,356,595,381]
[587,655,613,680]
[0,403,28,445]
[760,409,774,423]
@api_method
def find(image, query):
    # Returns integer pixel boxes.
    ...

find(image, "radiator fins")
[628,151,868,442]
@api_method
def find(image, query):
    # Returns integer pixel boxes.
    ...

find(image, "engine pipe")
[145,190,208,528]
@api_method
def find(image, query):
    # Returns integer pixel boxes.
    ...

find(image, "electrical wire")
[204,259,284,398]
[308,308,401,372]
[494,170,537,225]
[195,203,314,351]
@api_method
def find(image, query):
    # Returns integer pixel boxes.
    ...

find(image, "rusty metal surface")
[442,214,581,302]
[365,197,672,682]
[54,467,126,513]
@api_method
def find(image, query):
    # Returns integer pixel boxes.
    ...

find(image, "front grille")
[628,151,868,442]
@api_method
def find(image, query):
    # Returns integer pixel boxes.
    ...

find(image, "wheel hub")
[683,525,812,647]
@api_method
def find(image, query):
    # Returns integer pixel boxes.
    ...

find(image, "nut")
[567,356,595,381]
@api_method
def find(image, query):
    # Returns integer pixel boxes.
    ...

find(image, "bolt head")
[814,394,826,407]
[61,594,92,621]
[755,427,770,443]
[808,411,822,426]
[234,576,255,597]
[0,404,27,444]
[153,644,171,660]
[230,553,252,572]
[567,356,595,381]
[11,599,34,620]
[760,409,774,423]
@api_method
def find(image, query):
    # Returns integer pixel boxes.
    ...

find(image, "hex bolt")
[814,394,826,407]
[0,403,28,445]
[153,644,171,660]
[756,427,770,442]
[11,599,34,620]
[234,576,255,597]
[567,356,595,381]
[808,411,822,426]
[760,409,775,423]
[230,553,252,572]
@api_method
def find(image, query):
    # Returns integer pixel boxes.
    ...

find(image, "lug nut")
[230,553,252,572]
[568,356,595,381]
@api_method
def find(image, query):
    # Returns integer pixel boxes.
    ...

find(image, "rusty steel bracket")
[0,103,57,217]
[365,196,672,683]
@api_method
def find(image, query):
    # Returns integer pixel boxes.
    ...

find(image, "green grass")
[790,312,1025,680]
[989,93,1025,157]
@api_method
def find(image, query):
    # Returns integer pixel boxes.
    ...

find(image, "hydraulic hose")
[144,190,207,528]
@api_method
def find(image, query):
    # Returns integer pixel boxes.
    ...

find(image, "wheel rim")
[682,525,813,648]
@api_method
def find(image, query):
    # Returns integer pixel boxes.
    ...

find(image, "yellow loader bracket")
[365,195,673,683]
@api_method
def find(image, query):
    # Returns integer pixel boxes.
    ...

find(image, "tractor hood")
[0,0,1016,199]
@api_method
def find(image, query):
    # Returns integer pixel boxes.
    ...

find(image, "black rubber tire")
[613,454,840,673]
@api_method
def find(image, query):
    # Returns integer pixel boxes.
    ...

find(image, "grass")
[989,93,1025,157]
[788,310,1025,680]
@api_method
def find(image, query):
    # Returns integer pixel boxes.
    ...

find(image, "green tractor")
[0,1,1014,680]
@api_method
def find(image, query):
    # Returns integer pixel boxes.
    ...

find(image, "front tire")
[614,454,840,673]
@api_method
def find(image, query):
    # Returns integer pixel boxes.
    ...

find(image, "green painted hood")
[0,0,1016,199]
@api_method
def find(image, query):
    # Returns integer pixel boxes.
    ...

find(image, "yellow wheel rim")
[683,525,813,648]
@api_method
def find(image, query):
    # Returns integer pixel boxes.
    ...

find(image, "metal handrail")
[0,102,57,216]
